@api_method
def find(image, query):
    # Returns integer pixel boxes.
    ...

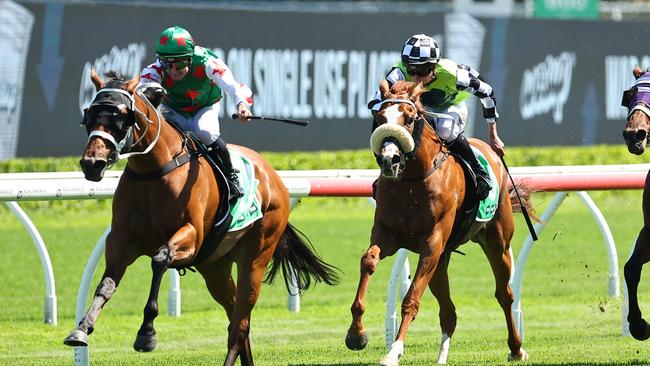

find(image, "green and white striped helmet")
[156,26,195,59]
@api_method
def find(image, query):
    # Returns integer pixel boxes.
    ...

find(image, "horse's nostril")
[93,159,107,170]
[79,158,93,170]
[391,155,401,166]
[635,129,648,142]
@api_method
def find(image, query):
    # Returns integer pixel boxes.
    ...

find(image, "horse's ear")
[633,65,644,79]
[90,69,104,91]
[379,79,391,99]
[125,75,141,93]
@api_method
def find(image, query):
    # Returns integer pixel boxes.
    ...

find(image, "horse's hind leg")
[624,224,650,340]
[198,258,243,359]
[133,246,171,352]
[427,253,456,364]
[223,232,278,366]
[481,221,528,362]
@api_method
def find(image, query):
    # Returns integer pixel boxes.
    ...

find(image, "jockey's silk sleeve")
[205,57,253,108]
[368,67,406,111]
[456,65,499,123]
[140,61,164,84]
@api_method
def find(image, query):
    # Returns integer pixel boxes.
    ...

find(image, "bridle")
[372,97,448,180]
[82,86,162,166]
[378,98,425,158]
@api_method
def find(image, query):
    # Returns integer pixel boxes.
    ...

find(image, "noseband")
[371,98,425,159]
[624,75,650,120]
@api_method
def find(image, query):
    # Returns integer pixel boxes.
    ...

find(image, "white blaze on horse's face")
[382,104,404,126]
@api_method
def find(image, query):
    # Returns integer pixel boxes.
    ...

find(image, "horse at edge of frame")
[622,65,650,341]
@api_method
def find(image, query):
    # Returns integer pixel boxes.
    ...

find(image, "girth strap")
[124,152,196,181]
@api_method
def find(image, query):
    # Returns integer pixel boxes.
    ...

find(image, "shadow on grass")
[289,364,374,366]
[289,362,650,366]
[521,362,650,366]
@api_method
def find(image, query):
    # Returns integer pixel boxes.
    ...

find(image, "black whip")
[231,114,309,127]
[500,156,538,241]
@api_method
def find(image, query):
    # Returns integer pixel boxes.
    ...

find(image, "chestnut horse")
[63,71,338,366]
[345,80,531,365]
[622,65,650,341]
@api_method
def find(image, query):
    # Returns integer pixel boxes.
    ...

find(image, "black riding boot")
[449,134,491,200]
[208,139,244,204]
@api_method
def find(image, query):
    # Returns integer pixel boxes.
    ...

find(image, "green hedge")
[0,145,645,212]
[1,144,643,173]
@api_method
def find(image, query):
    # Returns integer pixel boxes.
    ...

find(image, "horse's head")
[79,70,147,181]
[623,66,650,155]
[370,80,427,178]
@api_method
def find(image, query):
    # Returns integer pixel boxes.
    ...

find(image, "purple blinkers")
[623,73,650,111]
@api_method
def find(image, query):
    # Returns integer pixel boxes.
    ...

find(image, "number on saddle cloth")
[470,146,498,221]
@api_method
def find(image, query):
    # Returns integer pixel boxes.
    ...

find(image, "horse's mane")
[387,80,426,115]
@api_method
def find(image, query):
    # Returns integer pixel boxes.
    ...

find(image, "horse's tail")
[265,223,340,293]
[507,182,541,223]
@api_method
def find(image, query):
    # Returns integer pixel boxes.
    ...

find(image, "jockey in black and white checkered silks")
[368,34,505,201]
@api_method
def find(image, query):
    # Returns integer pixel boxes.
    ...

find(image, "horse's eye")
[406,115,416,125]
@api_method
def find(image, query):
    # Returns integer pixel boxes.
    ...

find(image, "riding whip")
[231,114,309,127]
[500,156,538,241]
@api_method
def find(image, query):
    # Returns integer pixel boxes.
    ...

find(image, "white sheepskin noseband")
[370,123,415,155]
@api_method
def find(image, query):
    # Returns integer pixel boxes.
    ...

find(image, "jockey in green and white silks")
[368,34,505,200]
[139,25,253,203]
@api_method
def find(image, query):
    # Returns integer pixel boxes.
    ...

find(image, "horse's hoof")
[629,319,650,341]
[133,333,157,352]
[63,329,88,347]
[345,331,368,350]
[507,348,529,362]
[379,341,403,366]
[379,355,400,366]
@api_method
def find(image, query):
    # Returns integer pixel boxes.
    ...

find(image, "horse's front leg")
[134,223,197,352]
[64,235,134,347]
[381,233,445,366]
[625,225,650,340]
[345,244,382,351]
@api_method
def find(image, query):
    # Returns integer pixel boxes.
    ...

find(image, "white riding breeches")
[425,102,468,143]
[160,102,222,146]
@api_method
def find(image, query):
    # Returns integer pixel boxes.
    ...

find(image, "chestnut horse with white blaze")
[345,80,531,365]
[622,65,650,341]
[63,70,338,366]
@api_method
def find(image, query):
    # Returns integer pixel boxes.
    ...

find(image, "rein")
[118,89,162,160]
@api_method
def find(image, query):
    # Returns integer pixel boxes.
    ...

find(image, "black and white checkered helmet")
[401,34,440,65]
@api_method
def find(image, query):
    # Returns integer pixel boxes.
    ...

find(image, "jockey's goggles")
[159,57,191,71]
[406,63,434,77]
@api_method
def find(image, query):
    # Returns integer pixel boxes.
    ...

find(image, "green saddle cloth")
[227,149,263,232]
[471,146,499,222]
